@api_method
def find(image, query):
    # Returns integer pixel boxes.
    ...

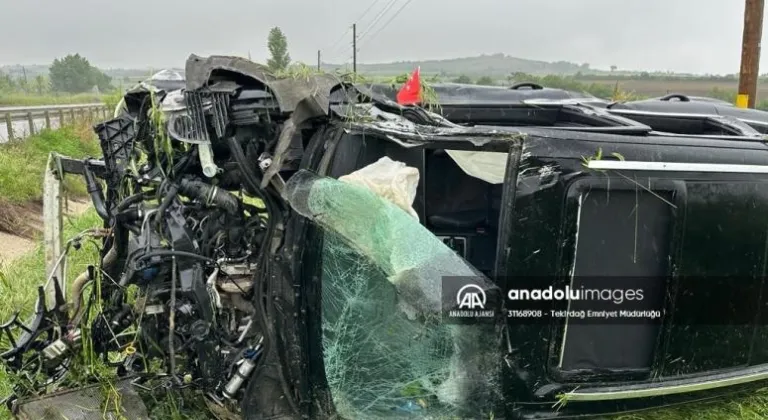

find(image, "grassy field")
[0,93,105,107]
[0,123,101,235]
[573,78,768,101]
[0,125,99,203]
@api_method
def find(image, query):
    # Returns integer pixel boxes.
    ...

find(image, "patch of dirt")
[0,197,92,265]
[0,231,35,262]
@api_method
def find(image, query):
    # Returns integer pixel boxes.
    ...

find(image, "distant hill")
[321,53,598,77]
[2,54,743,84]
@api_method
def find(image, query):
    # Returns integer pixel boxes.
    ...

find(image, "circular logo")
[456,284,487,309]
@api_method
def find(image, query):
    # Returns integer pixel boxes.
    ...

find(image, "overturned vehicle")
[4,55,768,419]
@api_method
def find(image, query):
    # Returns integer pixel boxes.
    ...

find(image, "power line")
[322,0,385,62]
[355,0,385,25]
[327,0,397,61]
[356,0,399,40]
[324,26,352,55]
[358,0,414,49]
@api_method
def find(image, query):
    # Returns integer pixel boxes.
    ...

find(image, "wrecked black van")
[4,56,768,420]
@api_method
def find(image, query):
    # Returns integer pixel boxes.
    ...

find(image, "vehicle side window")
[559,187,675,373]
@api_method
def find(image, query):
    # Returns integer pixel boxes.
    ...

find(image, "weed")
[0,125,99,204]
[275,62,322,81]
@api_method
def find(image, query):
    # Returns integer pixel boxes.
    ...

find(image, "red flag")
[396,66,422,105]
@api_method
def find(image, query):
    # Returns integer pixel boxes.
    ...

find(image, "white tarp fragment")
[339,156,420,219]
[445,151,508,184]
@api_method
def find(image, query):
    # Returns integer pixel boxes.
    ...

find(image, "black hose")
[115,208,141,223]
[179,179,240,215]
[155,184,179,219]
[116,190,153,212]
[83,162,109,221]
[135,250,215,265]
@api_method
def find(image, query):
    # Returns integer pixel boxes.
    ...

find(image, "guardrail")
[0,103,110,141]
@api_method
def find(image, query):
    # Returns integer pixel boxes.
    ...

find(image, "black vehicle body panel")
[367,83,768,140]
[275,108,768,418]
[607,96,768,133]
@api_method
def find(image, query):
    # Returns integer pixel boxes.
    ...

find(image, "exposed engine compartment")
[0,55,340,418]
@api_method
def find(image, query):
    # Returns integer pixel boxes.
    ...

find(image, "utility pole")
[352,23,357,74]
[317,50,321,72]
[738,0,765,108]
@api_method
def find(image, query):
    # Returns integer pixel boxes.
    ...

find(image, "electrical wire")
[327,0,397,62]
[357,0,415,49]
[323,0,385,61]
[356,0,399,40]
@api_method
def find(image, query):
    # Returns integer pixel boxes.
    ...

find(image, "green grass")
[0,126,100,204]
[0,93,105,107]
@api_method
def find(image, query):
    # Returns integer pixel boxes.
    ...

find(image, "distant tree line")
[0,53,112,95]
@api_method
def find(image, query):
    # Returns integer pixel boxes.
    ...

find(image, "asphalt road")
[0,103,103,112]
[0,103,105,142]
[0,116,64,142]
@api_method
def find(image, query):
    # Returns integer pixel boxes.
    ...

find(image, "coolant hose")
[179,179,240,215]
[116,190,153,212]
[71,246,117,323]
[83,161,109,221]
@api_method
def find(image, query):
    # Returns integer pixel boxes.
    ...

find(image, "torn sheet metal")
[185,54,342,116]
[340,104,527,148]
[185,54,275,90]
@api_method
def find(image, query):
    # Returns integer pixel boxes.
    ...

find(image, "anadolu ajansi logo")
[457,284,487,310]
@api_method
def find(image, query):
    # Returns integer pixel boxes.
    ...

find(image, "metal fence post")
[70,108,75,124]
[4,113,13,141]
[59,109,65,127]
[45,110,51,130]
[27,112,35,136]
[43,153,63,306]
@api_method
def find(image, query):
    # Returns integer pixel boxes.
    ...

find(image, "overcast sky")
[0,0,762,74]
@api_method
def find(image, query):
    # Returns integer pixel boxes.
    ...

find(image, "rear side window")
[559,188,675,372]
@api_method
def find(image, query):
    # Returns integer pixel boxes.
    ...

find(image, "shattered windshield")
[285,170,502,419]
